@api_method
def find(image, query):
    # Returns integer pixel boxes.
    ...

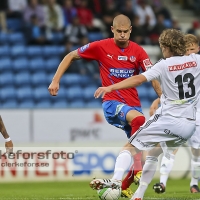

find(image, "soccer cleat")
[89,179,121,190]
[121,187,133,198]
[190,185,200,193]
[153,183,165,194]
[134,171,142,185]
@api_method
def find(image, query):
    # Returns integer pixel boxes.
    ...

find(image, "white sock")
[132,156,158,199]
[160,153,175,187]
[190,155,200,186]
[112,150,132,181]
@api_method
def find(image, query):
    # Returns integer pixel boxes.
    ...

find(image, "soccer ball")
[97,188,121,200]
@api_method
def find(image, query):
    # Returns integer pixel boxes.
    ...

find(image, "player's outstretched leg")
[90,149,132,190]
[121,116,145,198]
[131,156,159,200]
[121,152,142,198]
[153,153,175,193]
[190,153,200,193]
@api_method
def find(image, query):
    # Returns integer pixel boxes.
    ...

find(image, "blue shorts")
[102,100,143,138]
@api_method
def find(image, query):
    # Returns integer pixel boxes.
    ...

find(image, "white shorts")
[129,114,196,151]
[188,125,200,149]
[188,111,200,149]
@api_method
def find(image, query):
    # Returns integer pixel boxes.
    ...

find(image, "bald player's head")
[113,14,131,27]
[111,14,132,48]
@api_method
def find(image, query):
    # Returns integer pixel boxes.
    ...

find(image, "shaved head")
[113,14,131,27]
[111,14,132,48]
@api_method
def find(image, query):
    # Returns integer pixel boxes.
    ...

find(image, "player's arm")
[151,79,162,97]
[149,98,160,116]
[0,116,13,154]
[48,50,81,96]
[138,48,162,97]
[94,74,147,98]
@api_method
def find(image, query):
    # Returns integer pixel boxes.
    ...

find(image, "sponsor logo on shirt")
[168,61,197,71]
[110,68,134,78]
[118,56,128,61]
[107,54,113,59]
[143,58,152,70]
[130,56,136,62]
[80,43,90,53]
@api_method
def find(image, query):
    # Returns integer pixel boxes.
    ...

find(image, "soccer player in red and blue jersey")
[48,14,161,198]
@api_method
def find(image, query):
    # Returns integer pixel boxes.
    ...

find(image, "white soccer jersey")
[142,53,200,119]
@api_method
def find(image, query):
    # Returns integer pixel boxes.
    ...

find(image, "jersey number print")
[175,73,196,99]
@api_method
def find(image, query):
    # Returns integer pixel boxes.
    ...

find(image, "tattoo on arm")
[0,116,9,139]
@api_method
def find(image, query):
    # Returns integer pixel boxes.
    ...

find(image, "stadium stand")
[0,0,197,109]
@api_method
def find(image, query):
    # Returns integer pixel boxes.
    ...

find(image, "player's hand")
[5,140,13,154]
[94,87,112,98]
[48,81,59,96]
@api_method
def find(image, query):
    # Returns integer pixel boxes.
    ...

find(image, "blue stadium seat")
[137,86,148,100]
[57,46,65,54]
[50,87,67,104]
[54,87,67,100]
[7,33,25,45]
[2,100,18,108]
[33,87,50,102]
[0,58,12,72]
[43,46,61,58]
[47,73,54,85]
[71,45,79,51]
[88,32,104,42]
[7,19,23,32]
[79,75,97,87]
[29,57,45,73]
[35,100,52,108]
[31,72,48,87]
[27,46,42,58]
[83,86,97,101]
[147,87,158,101]
[69,100,85,108]
[12,57,29,73]
[141,99,151,108]
[0,45,10,57]
[0,33,8,45]
[85,100,102,108]
[0,72,14,87]
[0,87,16,102]
[45,57,60,73]
[10,45,26,58]
[16,87,33,102]
[51,32,64,44]
[66,86,83,102]
[52,100,69,108]
[15,72,31,87]
[63,74,83,87]
[18,100,34,108]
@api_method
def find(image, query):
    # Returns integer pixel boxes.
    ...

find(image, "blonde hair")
[185,34,199,46]
[159,29,186,56]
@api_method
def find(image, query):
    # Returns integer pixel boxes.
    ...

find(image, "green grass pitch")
[0,179,200,199]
